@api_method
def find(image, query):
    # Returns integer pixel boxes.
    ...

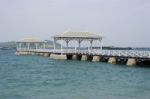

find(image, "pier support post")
[15,51,29,55]
[44,53,50,57]
[31,52,36,55]
[50,54,67,60]
[24,51,27,55]
[81,55,88,61]
[39,53,44,56]
[35,52,39,56]
[92,56,101,62]
[28,51,32,55]
[126,58,137,66]
[108,57,116,64]
[72,55,78,60]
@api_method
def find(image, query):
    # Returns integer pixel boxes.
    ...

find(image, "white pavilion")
[16,38,47,51]
[53,31,104,54]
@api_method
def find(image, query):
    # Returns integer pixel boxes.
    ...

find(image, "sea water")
[0,50,150,99]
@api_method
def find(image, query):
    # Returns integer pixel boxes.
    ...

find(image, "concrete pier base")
[35,52,39,56]
[72,55,78,60]
[31,52,36,55]
[28,52,31,55]
[44,53,50,57]
[39,53,44,56]
[15,51,29,55]
[81,55,88,61]
[50,54,67,60]
[108,57,116,64]
[126,58,136,66]
[92,56,101,62]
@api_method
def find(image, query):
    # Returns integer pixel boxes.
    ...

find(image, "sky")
[0,0,150,47]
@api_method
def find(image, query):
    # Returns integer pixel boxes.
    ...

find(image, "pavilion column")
[43,42,46,49]
[88,41,90,53]
[90,40,93,53]
[35,43,38,50]
[66,40,69,48]
[66,40,69,53]
[100,38,103,53]
[78,40,81,48]
[27,43,30,50]
[90,40,93,49]
[75,40,77,53]
[61,39,63,55]
[78,39,81,49]
[53,38,56,52]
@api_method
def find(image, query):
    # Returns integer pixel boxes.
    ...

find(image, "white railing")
[17,49,150,58]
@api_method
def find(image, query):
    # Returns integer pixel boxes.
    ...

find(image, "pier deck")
[16,49,150,66]
[24,49,150,59]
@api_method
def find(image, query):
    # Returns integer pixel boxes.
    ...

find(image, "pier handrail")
[17,49,150,58]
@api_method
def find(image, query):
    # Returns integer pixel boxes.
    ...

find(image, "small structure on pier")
[53,31,104,54]
[16,38,46,51]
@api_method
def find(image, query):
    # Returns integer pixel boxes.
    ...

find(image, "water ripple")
[0,50,150,99]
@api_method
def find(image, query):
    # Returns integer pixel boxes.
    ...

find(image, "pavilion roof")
[17,38,45,43]
[54,31,103,39]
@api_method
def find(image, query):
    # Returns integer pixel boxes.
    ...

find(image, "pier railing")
[17,49,150,58]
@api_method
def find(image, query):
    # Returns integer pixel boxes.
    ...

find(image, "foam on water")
[0,50,150,99]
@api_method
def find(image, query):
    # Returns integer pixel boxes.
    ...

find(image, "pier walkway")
[24,49,150,58]
[16,48,150,66]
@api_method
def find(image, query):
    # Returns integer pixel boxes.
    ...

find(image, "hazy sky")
[0,0,150,47]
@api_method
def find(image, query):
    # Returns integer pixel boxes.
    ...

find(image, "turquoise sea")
[0,50,150,99]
